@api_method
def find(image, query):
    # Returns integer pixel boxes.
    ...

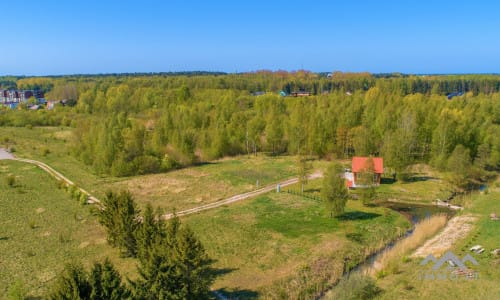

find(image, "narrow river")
[320,201,454,299]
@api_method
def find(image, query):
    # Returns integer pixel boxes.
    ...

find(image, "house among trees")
[0,89,45,109]
[345,156,384,188]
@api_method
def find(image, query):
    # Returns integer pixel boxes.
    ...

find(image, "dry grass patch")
[412,214,476,258]
[369,214,448,276]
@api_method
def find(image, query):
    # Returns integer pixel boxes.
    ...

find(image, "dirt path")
[0,148,100,204]
[162,171,323,219]
[1,148,323,218]
[412,214,477,257]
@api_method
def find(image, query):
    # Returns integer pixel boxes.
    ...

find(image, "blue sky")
[2,0,499,75]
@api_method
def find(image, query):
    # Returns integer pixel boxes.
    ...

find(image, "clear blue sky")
[2,0,500,75]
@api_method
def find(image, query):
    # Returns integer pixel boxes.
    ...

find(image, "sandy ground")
[412,214,477,257]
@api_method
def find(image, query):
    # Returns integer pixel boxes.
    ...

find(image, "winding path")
[0,148,323,218]
[0,148,100,204]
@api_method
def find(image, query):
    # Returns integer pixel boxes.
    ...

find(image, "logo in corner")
[419,251,479,281]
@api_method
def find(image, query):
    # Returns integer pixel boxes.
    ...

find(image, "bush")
[328,273,381,300]
[6,174,16,187]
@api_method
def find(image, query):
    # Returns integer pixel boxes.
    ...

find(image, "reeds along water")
[367,214,448,276]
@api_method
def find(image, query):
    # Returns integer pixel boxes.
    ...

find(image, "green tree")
[98,190,139,257]
[132,215,214,300]
[49,263,91,300]
[447,144,472,189]
[89,259,129,300]
[297,156,312,193]
[322,163,349,217]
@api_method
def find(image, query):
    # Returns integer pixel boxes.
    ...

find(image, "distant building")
[290,91,312,97]
[0,89,45,108]
[345,156,384,188]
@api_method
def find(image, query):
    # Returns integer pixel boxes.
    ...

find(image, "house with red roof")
[345,156,384,188]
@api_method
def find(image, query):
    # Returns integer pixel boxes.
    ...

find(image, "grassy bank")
[0,160,136,298]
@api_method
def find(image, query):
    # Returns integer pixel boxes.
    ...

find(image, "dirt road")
[1,148,323,218]
[0,148,100,204]
[162,171,323,219]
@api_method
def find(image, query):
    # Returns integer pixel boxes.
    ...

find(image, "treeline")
[10,71,500,96]
[2,73,500,183]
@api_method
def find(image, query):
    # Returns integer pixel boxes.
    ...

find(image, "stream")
[320,201,454,299]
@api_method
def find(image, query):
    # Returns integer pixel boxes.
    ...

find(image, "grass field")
[184,178,411,298]
[372,181,500,300]
[0,160,135,299]
[376,166,450,205]
[0,126,327,212]
[5,126,476,298]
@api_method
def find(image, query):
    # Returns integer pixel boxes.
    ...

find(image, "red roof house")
[347,157,384,188]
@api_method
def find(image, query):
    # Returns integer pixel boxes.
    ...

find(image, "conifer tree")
[49,263,91,300]
[89,259,129,300]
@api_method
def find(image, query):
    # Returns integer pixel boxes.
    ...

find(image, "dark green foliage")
[48,263,91,300]
[89,259,129,300]
[132,214,214,300]
[322,163,349,217]
[6,174,15,187]
[49,260,128,300]
[98,190,139,257]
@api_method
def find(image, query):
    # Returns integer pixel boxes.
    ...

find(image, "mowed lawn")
[0,160,134,298]
[374,182,500,300]
[184,179,411,297]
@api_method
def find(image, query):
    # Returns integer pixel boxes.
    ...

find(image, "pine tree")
[89,259,129,300]
[49,263,91,300]
[98,190,139,257]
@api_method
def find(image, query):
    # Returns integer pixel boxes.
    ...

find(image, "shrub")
[6,174,16,187]
[28,220,37,229]
[327,273,381,300]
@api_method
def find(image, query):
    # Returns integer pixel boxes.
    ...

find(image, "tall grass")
[368,214,448,277]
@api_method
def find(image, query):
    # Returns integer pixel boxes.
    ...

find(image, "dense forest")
[1,72,499,186]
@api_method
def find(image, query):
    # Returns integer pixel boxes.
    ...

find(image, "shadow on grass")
[210,266,238,277]
[336,211,381,221]
[0,236,9,241]
[214,288,259,300]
